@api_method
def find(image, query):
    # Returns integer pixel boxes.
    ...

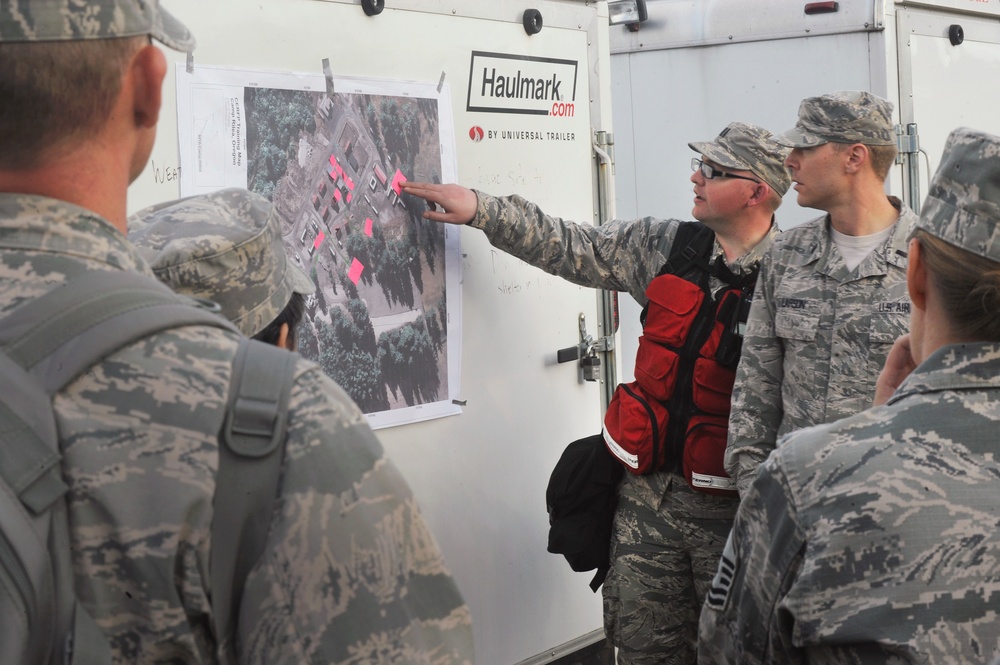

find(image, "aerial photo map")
[176,67,461,427]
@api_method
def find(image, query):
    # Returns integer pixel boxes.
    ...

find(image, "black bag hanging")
[545,433,625,592]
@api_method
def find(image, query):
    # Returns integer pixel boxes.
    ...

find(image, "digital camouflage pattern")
[0,193,473,664]
[774,90,895,148]
[699,342,1000,664]
[0,0,195,51]
[915,127,1000,262]
[130,188,315,338]
[470,178,778,663]
[608,476,736,665]
[725,200,916,496]
[688,122,792,195]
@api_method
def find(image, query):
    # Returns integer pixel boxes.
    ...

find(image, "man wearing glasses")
[403,123,789,664]
[724,91,916,498]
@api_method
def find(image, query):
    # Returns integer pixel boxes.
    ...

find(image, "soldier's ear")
[843,143,869,175]
[130,44,167,130]
[276,323,294,351]
[747,183,769,206]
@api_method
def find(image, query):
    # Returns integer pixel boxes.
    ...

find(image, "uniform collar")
[0,193,156,277]
[888,342,1000,404]
[809,196,914,279]
[715,216,779,276]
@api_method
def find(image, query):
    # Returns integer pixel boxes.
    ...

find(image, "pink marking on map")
[313,231,325,249]
[348,258,365,285]
[346,177,355,191]
[347,192,352,204]
[364,218,373,236]
[391,169,407,195]
[334,189,342,202]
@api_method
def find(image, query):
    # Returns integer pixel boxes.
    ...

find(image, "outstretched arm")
[402,182,477,225]
[407,182,676,297]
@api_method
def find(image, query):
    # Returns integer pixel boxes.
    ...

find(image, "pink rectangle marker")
[348,257,365,285]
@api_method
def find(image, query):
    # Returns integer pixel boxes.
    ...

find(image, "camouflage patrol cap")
[0,0,195,52]
[688,122,792,196]
[776,91,895,148]
[129,188,315,337]
[914,127,1000,264]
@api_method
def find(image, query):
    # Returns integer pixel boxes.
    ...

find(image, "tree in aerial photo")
[245,87,315,200]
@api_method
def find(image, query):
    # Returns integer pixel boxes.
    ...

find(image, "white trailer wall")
[610,0,1000,382]
[128,1,616,662]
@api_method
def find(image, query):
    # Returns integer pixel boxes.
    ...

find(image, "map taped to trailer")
[175,64,462,429]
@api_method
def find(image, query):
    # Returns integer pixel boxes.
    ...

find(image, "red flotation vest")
[603,222,757,495]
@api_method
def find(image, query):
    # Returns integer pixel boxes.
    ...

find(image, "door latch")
[557,313,614,382]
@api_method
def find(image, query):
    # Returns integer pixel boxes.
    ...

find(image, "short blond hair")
[831,142,897,181]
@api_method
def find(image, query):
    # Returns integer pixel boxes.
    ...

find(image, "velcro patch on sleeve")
[705,533,737,610]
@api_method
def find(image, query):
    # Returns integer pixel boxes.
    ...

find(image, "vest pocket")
[643,276,705,346]
[691,358,737,416]
[682,415,737,496]
[603,381,670,475]
[774,308,819,342]
[633,336,680,402]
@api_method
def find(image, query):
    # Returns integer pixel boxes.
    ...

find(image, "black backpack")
[545,433,625,592]
[0,270,296,664]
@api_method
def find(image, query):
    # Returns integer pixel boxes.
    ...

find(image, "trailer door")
[896,3,1000,208]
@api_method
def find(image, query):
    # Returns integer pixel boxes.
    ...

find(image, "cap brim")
[773,128,827,149]
[688,141,752,172]
[152,6,196,52]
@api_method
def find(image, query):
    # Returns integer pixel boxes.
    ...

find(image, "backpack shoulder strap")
[0,270,241,665]
[211,338,298,655]
[0,270,238,393]
[0,270,239,524]
[656,222,717,279]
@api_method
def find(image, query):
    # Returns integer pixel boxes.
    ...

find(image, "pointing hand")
[402,182,478,225]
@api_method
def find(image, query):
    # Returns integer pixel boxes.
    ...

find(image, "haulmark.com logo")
[469,126,485,142]
[466,51,578,117]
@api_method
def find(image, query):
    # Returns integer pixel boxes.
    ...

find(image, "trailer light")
[608,0,648,26]
[804,1,839,14]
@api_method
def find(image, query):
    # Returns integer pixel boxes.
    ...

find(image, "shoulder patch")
[705,534,738,611]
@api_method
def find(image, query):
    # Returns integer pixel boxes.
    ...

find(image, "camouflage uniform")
[0,193,473,664]
[468,123,789,664]
[725,203,915,494]
[726,91,915,496]
[0,2,472,663]
[699,127,1000,664]
[129,188,316,337]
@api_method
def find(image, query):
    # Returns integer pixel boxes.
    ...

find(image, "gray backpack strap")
[0,270,238,393]
[211,337,297,657]
[0,270,238,665]
[0,351,68,665]
[0,272,237,517]
[0,355,107,665]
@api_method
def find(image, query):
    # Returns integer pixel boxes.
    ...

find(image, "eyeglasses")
[691,158,760,184]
